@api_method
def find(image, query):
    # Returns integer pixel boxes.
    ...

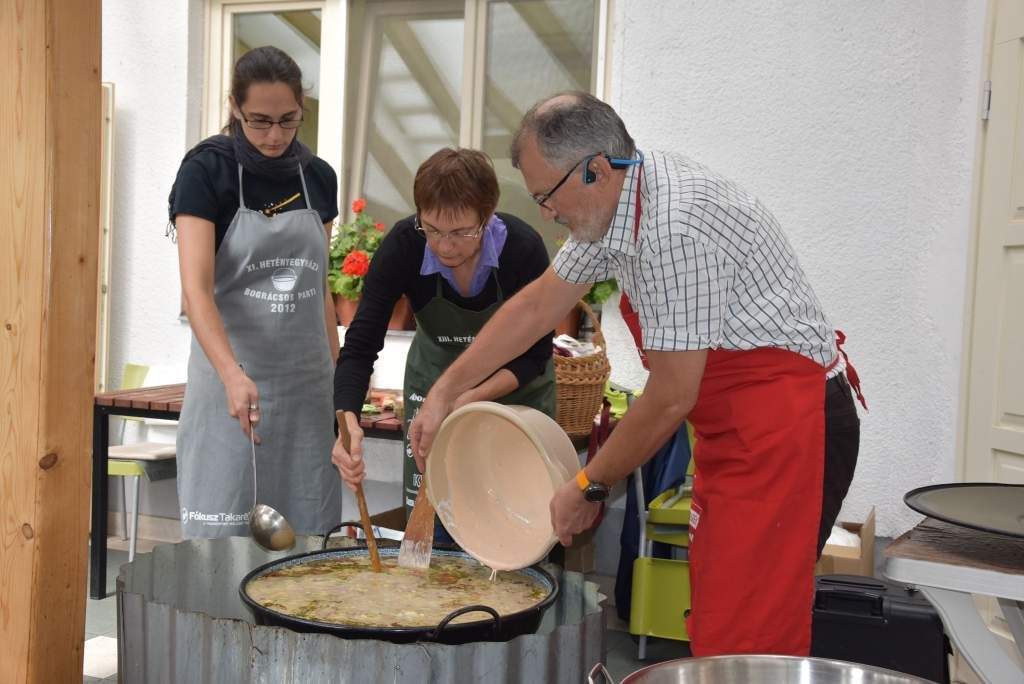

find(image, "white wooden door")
[960,2,1024,676]
[964,0,1024,485]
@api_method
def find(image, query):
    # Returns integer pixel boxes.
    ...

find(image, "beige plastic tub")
[425,402,579,570]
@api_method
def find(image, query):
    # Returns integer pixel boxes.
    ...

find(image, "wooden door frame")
[956,0,998,480]
[0,0,101,681]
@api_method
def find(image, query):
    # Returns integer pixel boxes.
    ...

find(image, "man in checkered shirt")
[411,92,865,656]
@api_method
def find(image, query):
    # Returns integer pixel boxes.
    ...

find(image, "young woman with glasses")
[332,148,555,539]
[167,46,341,539]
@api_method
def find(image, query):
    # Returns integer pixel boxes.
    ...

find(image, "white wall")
[103,0,205,519]
[603,0,989,536]
[103,0,203,388]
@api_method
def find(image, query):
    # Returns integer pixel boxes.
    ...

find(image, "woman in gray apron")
[332,148,554,535]
[168,47,341,538]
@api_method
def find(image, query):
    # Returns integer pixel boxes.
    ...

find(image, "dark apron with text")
[402,272,556,520]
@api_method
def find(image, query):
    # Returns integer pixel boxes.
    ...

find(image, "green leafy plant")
[327,198,385,301]
[555,234,618,306]
[583,277,618,306]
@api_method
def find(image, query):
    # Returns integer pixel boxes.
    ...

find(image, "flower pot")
[333,294,416,331]
[333,295,360,327]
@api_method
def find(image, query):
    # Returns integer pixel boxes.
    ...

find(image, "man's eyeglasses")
[240,113,304,130]
[414,216,485,241]
[531,152,644,209]
[531,157,586,209]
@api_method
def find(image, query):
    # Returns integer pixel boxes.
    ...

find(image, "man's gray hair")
[510,91,635,170]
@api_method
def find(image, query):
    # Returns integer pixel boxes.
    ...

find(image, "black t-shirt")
[170,149,339,251]
[333,213,552,414]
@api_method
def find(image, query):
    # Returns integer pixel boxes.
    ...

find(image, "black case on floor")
[811,574,950,683]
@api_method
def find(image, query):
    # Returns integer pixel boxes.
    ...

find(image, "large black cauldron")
[239,545,559,645]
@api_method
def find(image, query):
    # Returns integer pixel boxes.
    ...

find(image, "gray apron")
[402,271,556,519]
[177,163,341,538]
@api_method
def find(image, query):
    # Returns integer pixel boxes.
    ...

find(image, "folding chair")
[106,363,176,560]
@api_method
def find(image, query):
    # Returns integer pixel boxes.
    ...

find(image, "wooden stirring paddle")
[336,410,382,573]
[398,473,435,570]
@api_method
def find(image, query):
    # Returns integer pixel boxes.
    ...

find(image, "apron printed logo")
[242,257,322,312]
[270,267,298,292]
[243,286,319,306]
[435,335,475,344]
[181,508,250,525]
[245,256,320,274]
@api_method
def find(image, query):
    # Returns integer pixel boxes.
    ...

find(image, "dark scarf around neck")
[166,119,314,228]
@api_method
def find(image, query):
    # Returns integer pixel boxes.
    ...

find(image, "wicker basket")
[554,300,611,439]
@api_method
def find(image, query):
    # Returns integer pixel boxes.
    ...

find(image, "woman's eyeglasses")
[414,216,485,241]
[240,114,304,130]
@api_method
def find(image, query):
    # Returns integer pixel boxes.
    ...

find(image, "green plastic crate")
[628,556,691,641]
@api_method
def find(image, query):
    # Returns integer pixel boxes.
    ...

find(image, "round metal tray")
[904,483,1024,538]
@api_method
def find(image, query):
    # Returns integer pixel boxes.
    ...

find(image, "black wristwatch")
[576,470,611,503]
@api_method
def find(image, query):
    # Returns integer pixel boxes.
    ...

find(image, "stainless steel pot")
[589,655,936,683]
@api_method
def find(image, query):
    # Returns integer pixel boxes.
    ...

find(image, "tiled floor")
[604,627,692,680]
[82,637,118,681]
[83,547,128,684]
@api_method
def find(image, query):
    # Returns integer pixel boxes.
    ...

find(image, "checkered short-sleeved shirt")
[553,149,840,370]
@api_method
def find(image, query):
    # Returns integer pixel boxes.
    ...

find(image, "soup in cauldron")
[245,555,547,628]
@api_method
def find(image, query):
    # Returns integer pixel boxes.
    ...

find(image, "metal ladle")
[248,425,295,551]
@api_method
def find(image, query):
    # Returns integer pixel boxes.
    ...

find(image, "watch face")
[584,484,609,503]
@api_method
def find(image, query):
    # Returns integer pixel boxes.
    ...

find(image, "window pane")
[483,0,597,255]
[232,10,322,152]
[359,15,465,228]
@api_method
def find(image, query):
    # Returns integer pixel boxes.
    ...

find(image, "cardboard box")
[814,506,876,577]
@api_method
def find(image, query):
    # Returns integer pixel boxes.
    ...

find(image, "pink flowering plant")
[328,198,386,301]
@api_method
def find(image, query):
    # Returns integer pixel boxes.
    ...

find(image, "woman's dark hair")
[224,46,304,134]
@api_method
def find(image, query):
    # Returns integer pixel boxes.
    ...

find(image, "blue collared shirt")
[420,213,508,297]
